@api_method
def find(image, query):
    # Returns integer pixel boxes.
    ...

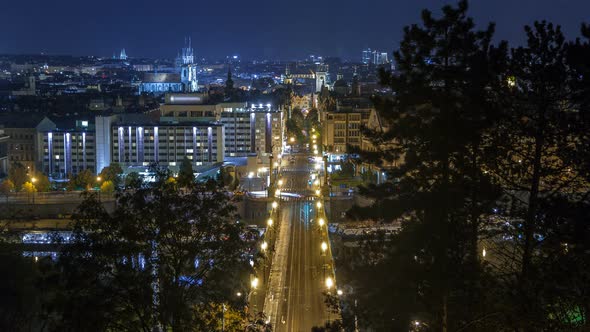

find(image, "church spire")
[225,65,235,101]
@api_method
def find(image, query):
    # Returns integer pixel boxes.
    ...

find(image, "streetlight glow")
[321,241,327,252]
[319,218,325,226]
[278,179,283,186]
[290,137,295,143]
[325,277,333,289]
[267,218,273,227]
[316,201,322,208]
[251,277,259,289]
[272,201,278,209]
[261,241,268,251]
[337,289,343,296]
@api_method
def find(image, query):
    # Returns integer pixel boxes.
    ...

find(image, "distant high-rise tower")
[362,48,372,65]
[374,51,388,65]
[120,49,128,60]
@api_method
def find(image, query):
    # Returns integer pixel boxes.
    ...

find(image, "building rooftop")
[142,72,181,83]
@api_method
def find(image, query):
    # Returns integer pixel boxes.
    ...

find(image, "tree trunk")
[521,119,545,283]
[520,108,546,332]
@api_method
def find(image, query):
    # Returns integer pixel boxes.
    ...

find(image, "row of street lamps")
[242,165,284,319]
[309,156,344,327]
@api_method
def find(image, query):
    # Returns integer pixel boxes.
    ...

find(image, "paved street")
[264,154,338,332]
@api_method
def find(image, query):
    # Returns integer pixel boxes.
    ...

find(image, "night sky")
[1,0,588,60]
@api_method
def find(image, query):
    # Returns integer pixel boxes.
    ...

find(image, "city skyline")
[1,0,589,60]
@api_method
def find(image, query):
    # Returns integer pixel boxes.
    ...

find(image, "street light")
[261,241,268,252]
[337,289,343,296]
[316,201,322,209]
[31,177,37,204]
[278,179,283,186]
[321,241,328,253]
[272,201,278,209]
[248,277,260,312]
[251,277,259,290]
[325,277,334,289]
[267,218,273,227]
[318,218,325,226]
[96,176,103,201]
[247,172,254,192]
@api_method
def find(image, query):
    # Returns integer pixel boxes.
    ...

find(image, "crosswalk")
[279,167,312,173]
[279,194,318,202]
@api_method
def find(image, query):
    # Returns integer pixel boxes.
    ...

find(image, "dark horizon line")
[0,51,369,63]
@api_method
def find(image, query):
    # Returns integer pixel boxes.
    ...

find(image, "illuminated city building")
[362,48,372,65]
[120,48,128,60]
[139,38,198,94]
[0,114,47,173]
[160,94,283,159]
[315,65,330,93]
[37,119,95,178]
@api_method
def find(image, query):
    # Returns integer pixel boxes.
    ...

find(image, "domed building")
[333,73,349,95]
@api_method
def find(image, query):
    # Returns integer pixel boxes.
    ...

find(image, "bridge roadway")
[263,154,338,332]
